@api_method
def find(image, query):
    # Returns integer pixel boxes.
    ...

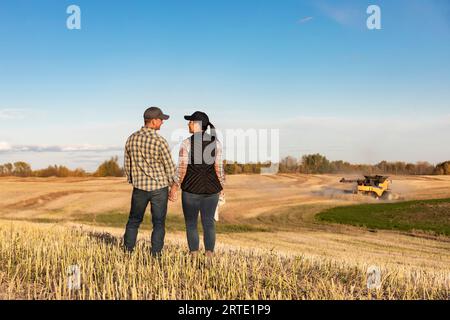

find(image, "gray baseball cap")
[144,107,170,120]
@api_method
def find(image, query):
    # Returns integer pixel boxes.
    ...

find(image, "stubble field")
[0,174,449,299]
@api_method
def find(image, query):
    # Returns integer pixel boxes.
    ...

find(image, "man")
[123,106,177,256]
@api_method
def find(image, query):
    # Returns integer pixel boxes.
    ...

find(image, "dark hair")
[202,121,217,141]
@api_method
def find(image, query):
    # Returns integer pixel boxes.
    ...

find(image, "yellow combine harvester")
[340,175,393,200]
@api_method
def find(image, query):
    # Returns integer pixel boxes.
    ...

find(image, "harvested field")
[1,174,449,299]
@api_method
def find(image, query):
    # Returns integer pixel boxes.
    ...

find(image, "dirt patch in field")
[3,191,88,210]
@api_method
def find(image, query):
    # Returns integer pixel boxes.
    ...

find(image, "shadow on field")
[74,211,271,234]
[87,231,120,246]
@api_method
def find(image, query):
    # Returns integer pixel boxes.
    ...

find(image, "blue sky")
[0,0,449,170]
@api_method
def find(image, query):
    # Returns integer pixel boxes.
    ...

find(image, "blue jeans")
[123,187,168,255]
[182,191,219,252]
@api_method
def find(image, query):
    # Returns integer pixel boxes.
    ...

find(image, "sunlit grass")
[317,198,450,236]
[0,221,448,300]
[71,211,270,234]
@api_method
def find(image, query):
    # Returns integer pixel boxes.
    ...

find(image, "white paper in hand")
[214,195,226,222]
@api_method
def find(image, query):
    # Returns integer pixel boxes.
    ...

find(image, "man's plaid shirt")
[124,127,177,191]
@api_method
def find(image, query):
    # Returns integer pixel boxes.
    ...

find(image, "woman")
[170,111,225,257]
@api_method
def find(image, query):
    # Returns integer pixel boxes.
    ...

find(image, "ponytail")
[201,121,217,141]
[208,122,217,141]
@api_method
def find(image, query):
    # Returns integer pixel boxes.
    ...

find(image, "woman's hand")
[169,185,178,202]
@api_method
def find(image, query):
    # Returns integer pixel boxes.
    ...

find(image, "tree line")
[1,154,449,177]
[0,157,123,177]
[225,154,450,176]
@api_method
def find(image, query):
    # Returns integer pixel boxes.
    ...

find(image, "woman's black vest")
[181,132,223,195]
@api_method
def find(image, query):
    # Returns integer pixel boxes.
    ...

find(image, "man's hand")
[169,185,178,202]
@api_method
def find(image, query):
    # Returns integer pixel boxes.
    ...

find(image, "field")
[317,198,450,236]
[0,174,449,299]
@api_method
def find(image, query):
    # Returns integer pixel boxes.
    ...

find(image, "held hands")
[169,185,178,202]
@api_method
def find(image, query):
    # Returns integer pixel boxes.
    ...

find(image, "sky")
[0,0,449,171]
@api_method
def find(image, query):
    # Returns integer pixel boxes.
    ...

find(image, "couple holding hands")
[123,107,225,258]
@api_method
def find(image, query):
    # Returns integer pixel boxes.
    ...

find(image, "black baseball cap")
[144,107,170,120]
[184,111,210,126]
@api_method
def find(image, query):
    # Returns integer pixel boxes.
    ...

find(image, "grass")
[72,211,270,234]
[0,221,448,300]
[244,204,334,230]
[316,198,450,236]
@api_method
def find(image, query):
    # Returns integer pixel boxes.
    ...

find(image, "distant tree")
[434,161,450,175]
[3,163,13,176]
[330,160,352,173]
[233,163,243,174]
[0,155,444,177]
[394,162,406,175]
[13,162,32,177]
[33,164,88,177]
[226,162,241,174]
[242,163,253,174]
[415,161,434,175]
[35,165,57,177]
[253,162,262,174]
[405,163,416,175]
[279,156,298,173]
[224,161,234,175]
[72,168,87,177]
[301,154,330,174]
[376,161,388,173]
[94,156,124,177]
[57,166,70,177]
[223,161,272,175]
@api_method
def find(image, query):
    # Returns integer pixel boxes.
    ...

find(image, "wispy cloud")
[0,142,12,151]
[298,16,314,24]
[0,143,122,153]
[0,109,27,120]
[314,1,364,27]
